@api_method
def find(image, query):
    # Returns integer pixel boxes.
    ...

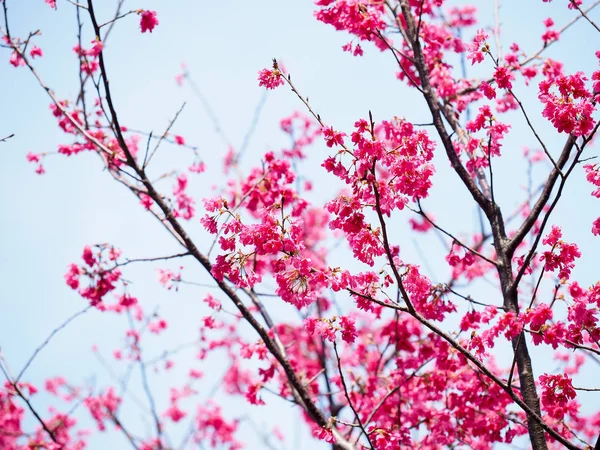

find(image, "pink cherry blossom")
[257,68,284,90]
[140,10,159,33]
[29,46,43,58]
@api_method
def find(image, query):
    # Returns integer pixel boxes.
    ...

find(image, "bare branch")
[333,342,374,450]
[569,0,600,33]
[144,102,187,169]
[16,305,92,383]
[113,251,191,268]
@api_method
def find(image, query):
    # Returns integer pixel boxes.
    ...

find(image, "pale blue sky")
[1,0,599,448]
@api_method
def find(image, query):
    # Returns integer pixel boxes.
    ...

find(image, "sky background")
[0,0,599,448]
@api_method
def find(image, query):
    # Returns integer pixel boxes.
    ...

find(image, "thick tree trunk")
[497,253,549,450]
[386,3,550,448]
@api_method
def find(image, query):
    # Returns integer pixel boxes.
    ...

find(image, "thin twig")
[333,342,374,450]
[98,10,136,28]
[16,305,92,383]
[113,251,191,268]
[412,201,498,267]
[236,91,268,163]
[144,102,187,168]
[183,71,232,148]
[106,409,141,450]
[493,0,502,61]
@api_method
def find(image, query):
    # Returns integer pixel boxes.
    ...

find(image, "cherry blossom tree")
[1,0,599,449]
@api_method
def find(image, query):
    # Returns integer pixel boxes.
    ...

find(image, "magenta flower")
[140,10,159,33]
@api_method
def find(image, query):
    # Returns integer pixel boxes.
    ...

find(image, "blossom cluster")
[5,1,600,449]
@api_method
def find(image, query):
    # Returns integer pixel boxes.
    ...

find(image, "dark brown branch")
[412,201,498,266]
[76,7,89,129]
[445,285,505,310]
[396,2,493,223]
[113,251,191,268]
[512,140,584,288]
[0,360,59,445]
[393,4,579,448]
[346,289,579,449]
[98,10,136,29]
[83,3,354,447]
[573,386,600,392]
[372,171,416,314]
[75,0,124,105]
[569,0,600,32]
[507,135,576,257]
[144,102,187,168]
[374,30,423,93]
[2,0,11,40]
[507,88,559,172]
